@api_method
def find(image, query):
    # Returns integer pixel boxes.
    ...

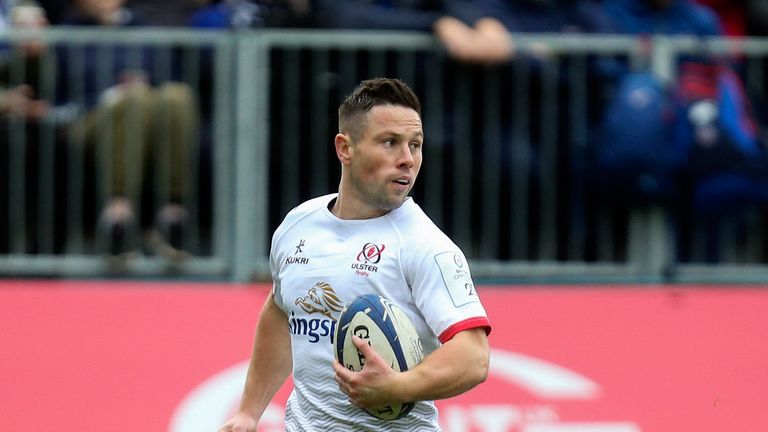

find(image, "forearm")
[236,293,293,418]
[398,327,489,401]
[474,17,515,62]
[434,16,514,64]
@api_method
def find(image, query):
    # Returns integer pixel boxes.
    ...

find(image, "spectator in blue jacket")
[593,0,724,203]
[604,0,722,36]
[188,0,313,29]
[596,0,768,262]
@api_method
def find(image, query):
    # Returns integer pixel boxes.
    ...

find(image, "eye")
[409,141,422,150]
[383,138,395,147]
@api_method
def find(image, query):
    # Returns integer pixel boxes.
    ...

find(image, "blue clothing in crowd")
[55,8,154,109]
[477,0,614,34]
[596,0,768,226]
[602,0,722,36]
[316,0,488,31]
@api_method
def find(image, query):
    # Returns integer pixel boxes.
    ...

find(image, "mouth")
[392,177,413,195]
[392,177,412,191]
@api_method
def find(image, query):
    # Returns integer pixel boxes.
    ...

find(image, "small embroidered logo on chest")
[286,239,309,265]
[350,242,385,277]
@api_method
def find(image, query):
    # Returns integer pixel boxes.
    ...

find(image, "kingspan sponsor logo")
[288,311,337,344]
[291,282,342,343]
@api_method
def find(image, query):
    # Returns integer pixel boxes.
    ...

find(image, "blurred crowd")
[2,0,768,262]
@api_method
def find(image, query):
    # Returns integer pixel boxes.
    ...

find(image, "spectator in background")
[125,0,199,27]
[188,0,313,29]
[0,1,62,254]
[693,0,768,37]
[0,1,49,120]
[695,0,745,36]
[461,2,611,114]
[315,1,514,65]
[440,0,615,65]
[56,0,200,259]
[603,0,722,36]
[317,0,613,65]
[596,0,768,262]
[0,82,48,120]
[593,0,724,202]
[40,0,208,27]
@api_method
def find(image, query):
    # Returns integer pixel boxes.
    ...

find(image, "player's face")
[345,104,423,216]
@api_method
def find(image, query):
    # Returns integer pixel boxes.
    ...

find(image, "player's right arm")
[218,292,292,431]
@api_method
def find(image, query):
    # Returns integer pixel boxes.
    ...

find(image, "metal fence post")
[625,36,677,280]
[233,33,272,281]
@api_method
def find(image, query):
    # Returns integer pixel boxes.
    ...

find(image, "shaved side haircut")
[338,77,422,142]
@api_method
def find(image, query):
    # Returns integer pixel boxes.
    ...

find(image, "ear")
[335,133,352,166]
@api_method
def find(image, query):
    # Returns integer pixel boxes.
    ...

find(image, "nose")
[396,143,415,168]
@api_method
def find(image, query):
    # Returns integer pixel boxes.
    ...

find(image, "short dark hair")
[338,78,421,142]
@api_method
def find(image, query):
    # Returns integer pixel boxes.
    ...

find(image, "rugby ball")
[333,294,424,420]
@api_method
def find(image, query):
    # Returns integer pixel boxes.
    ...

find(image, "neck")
[331,188,389,220]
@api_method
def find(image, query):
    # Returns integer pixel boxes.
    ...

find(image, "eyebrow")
[374,130,424,140]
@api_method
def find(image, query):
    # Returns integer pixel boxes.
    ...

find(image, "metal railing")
[1,28,767,282]
[0,28,236,278]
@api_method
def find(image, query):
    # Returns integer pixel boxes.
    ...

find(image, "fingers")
[351,336,392,373]
[332,357,349,379]
[351,335,376,360]
[333,359,357,405]
[335,336,391,405]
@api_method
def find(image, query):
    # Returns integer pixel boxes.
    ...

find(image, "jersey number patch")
[434,252,479,307]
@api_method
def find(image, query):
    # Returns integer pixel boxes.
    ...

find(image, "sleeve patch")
[434,251,480,308]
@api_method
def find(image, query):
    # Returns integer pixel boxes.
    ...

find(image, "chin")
[375,198,403,212]
[389,196,409,209]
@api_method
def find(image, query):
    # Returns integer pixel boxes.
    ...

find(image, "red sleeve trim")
[438,317,492,343]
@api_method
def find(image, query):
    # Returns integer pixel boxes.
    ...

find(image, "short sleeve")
[407,245,491,343]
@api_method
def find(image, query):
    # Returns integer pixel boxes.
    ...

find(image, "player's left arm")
[333,327,489,408]
[401,326,489,400]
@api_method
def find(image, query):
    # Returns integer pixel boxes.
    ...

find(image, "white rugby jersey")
[270,194,491,432]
